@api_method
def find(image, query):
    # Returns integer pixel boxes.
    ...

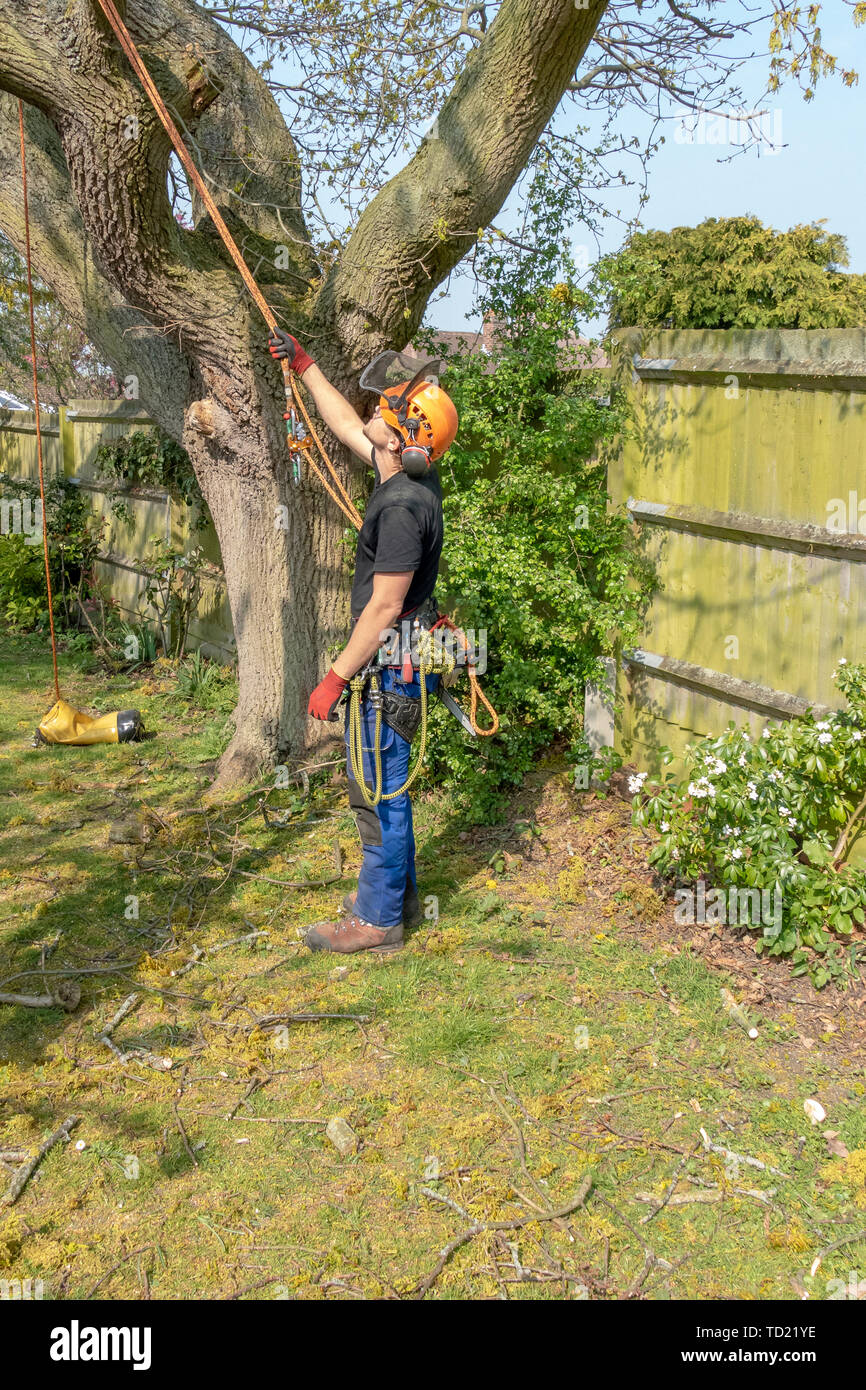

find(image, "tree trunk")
[180,381,355,791]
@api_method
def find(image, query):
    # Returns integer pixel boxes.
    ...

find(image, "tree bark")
[0,0,608,788]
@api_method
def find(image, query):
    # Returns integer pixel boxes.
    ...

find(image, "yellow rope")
[347,666,431,807]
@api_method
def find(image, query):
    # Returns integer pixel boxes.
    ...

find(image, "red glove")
[268,328,314,377]
[308,667,348,721]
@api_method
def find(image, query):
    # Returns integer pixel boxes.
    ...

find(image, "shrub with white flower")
[627,661,866,988]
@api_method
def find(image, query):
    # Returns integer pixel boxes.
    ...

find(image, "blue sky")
[423,5,866,333]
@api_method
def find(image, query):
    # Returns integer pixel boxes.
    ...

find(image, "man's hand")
[268,328,314,377]
[308,667,349,722]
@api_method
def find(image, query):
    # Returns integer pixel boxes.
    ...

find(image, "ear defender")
[401,444,432,477]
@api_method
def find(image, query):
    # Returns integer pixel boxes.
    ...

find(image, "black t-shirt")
[350,464,443,620]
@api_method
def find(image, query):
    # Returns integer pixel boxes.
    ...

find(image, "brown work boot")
[305,913,404,954]
[341,885,422,929]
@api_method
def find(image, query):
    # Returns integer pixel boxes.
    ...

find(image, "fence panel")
[0,400,234,659]
[607,328,866,773]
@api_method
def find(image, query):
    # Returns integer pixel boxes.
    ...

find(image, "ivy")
[94,429,209,531]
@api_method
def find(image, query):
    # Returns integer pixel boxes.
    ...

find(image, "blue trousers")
[345,666,439,928]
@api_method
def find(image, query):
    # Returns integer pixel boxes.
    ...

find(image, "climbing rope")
[347,663,431,807]
[18,99,60,705]
[93,0,361,530]
[432,616,499,736]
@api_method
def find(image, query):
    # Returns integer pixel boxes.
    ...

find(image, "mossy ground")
[2,631,866,1301]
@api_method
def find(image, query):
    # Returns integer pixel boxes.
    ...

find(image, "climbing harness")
[17,99,143,748]
[88,0,498,769]
[346,604,498,806]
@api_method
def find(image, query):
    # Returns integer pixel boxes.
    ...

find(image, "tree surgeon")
[269,327,458,954]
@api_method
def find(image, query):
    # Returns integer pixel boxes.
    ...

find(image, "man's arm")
[307,571,412,721]
[300,364,371,463]
[269,327,371,463]
[333,571,413,680]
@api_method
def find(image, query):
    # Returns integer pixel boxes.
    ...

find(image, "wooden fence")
[606,327,866,768]
[0,399,233,660]
[4,329,865,738]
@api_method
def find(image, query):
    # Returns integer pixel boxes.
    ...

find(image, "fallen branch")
[592,1191,674,1296]
[639,1144,698,1226]
[1,1115,81,1207]
[96,992,171,1071]
[172,1099,199,1168]
[0,981,80,1011]
[414,1174,592,1299]
[84,1245,153,1300]
[255,1012,369,1026]
[699,1128,790,1179]
[809,1227,866,1277]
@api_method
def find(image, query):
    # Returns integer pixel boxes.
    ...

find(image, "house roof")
[407,313,610,370]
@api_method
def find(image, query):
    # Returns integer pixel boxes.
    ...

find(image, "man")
[268,329,459,954]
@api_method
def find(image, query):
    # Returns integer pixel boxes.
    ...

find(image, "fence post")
[59,406,75,477]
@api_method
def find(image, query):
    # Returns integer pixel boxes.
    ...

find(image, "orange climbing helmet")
[359,351,458,476]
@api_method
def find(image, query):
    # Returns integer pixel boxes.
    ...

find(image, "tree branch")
[314,0,609,362]
[0,94,190,434]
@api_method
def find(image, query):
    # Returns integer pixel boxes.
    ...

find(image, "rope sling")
[28,1,498,786]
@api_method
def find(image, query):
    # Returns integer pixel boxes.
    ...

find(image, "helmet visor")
[359,350,444,407]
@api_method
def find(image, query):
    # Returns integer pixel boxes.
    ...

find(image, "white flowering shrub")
[630,661,866,987]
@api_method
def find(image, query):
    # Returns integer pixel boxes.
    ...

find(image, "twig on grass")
[1,1115,81,1207]
[639,1143,700,1226]
[172,1098,199,1167]
[84,1245,153,1299]
[0,981,81,1011]
[809,1227,866,1277]
[699,1127,790,1179]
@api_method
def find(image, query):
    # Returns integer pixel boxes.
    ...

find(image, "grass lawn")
[2,631,866,1301]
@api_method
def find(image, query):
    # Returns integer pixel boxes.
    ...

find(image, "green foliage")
[94,429,209,529]
[139,538,215,660]
[176,650,237,712]
[631,661,866,987]
[0,471,105,631]
[595,217,866,330]
[119,619,160,668]
[415,150,654,821]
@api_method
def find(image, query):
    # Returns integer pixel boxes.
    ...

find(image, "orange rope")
[288,376,362,528]
[93,0,361,530]
[18,99,60,704]
[432,616,499,736]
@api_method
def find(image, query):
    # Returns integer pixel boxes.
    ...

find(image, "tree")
[0,1,859,788]
[595,217,866,330]
[0,230,115,404]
